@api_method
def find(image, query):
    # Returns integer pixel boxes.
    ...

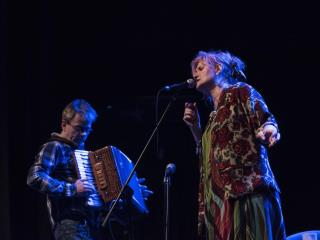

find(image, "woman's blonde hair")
[191,50,247,84]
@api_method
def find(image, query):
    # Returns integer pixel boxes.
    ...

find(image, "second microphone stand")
[163,163,176,240]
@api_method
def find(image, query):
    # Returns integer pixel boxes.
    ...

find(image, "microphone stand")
[163,164,175,240]
[155,87,167,157]
[101,93,177,228]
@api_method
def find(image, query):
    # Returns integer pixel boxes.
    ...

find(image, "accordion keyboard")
[74,150,104,207]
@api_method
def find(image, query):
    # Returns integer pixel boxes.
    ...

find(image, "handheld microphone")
[164,163,176,177]
[163,79,196,91]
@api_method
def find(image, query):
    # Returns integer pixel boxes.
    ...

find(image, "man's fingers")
[142,189,154,198]
[138,178,146,184]
[83,181,95,192]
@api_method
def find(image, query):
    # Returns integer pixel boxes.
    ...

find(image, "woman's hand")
[256,124,280,147]
[183,102,200,128]
[183,102,202,144]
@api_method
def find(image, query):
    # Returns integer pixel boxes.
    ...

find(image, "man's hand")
[75,179,95,196]
[138,178,154,200]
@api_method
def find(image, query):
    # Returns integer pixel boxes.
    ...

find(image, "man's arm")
[27,142,77,197]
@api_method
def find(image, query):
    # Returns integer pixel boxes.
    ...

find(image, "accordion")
[73,145,148,214]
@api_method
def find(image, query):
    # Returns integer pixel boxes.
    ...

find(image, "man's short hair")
[62,99,98,124]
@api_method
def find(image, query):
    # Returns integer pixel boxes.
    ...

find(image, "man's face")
[62,113,92,145]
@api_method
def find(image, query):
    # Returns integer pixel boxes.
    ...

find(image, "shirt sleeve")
[238,83,279,136]
[27,142,76,197]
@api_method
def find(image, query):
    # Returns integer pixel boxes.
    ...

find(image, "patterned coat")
[198,82,280,234]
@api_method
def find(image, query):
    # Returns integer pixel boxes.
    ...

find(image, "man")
[27,99,153,240]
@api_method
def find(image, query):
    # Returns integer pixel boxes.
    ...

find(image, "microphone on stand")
[163,163,176,184]
[164,163,176,178]
[162,79,196,91]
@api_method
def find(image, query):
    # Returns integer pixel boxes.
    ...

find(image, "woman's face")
[192,59,217,92]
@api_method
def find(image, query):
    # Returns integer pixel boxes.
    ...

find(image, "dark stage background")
[2,0,320,239]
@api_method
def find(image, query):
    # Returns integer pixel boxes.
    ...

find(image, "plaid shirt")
[27,133,86,227]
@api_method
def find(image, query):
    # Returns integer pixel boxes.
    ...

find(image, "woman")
[183,50,286,239]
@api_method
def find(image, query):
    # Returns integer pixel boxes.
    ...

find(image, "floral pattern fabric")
[198,82,284,239]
